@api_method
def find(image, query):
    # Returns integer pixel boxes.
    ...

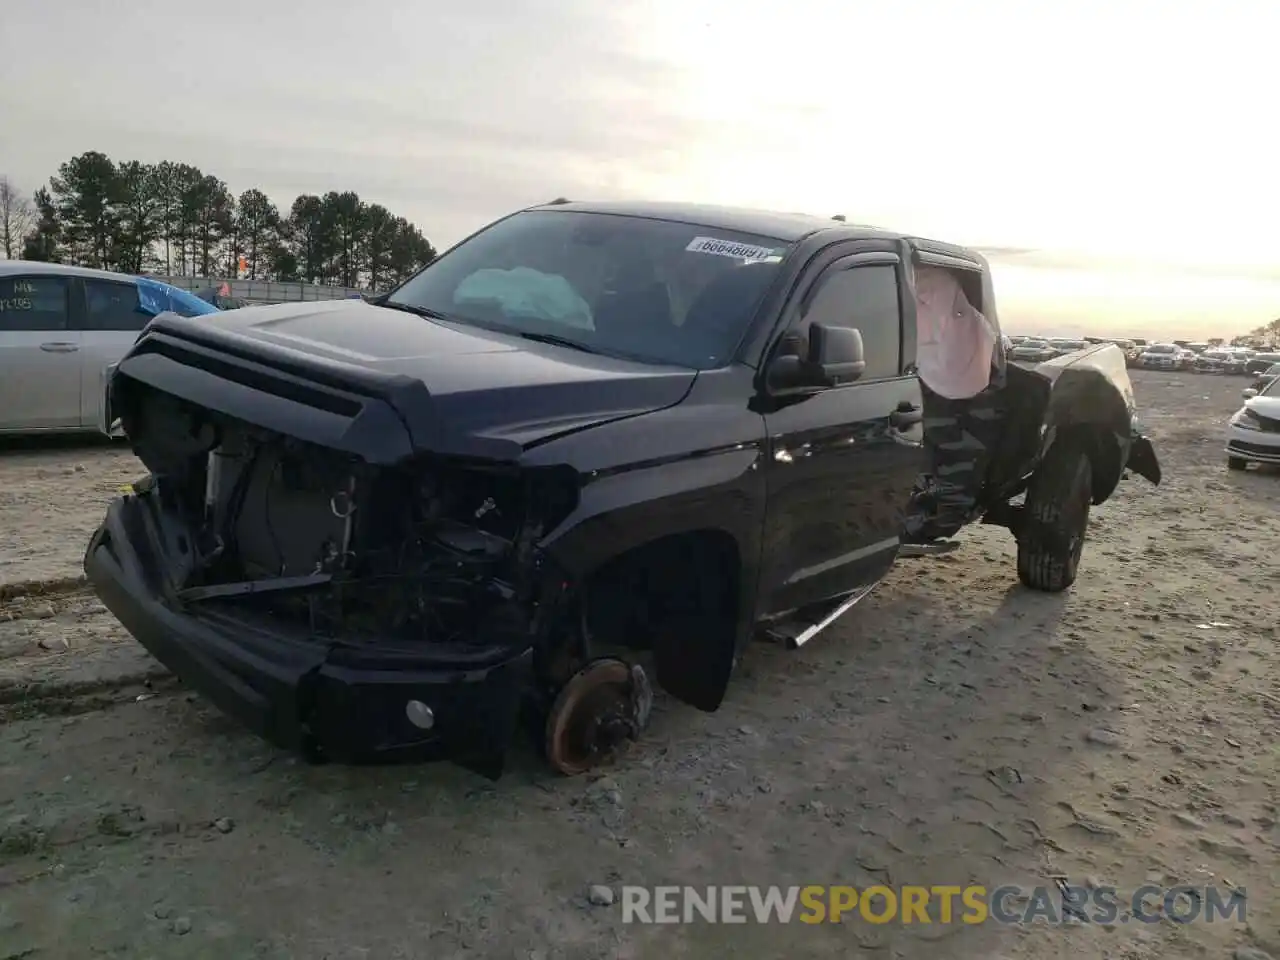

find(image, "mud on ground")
[0,371,1276,960]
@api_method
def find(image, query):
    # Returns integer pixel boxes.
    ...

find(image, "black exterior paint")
[85,200,1160,775]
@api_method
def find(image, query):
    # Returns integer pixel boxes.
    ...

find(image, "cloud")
[0,0,706,246]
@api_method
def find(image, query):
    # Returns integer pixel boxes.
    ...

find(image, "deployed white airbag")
[454,267,594,330]
[914,265,999,400]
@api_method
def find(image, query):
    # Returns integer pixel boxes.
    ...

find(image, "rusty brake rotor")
[545,658,651,776]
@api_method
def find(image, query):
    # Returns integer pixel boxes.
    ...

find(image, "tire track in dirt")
[0,668,178,723]
[0,576,90,605]
[0,579,96,638]
[0,564,162,723]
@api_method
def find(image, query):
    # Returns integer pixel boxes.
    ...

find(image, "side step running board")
[765,584,877,650]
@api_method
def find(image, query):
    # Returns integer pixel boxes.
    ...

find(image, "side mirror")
[1242,387,1258,400]
[809,323,866,381]
[765,324,866,393]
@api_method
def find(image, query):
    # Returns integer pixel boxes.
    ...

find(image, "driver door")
[0,273,80,432]
[758,249,925,616]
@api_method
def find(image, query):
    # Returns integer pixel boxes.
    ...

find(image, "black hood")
[119,300,697,462]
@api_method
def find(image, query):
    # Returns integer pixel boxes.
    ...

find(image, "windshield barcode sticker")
[686,236,779,261]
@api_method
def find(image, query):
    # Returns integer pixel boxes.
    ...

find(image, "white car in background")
[1226,375,1280,470]
[1139,343,1181,370]
[0,262,220,436]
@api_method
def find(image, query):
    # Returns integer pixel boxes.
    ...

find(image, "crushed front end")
[84,320,580,779]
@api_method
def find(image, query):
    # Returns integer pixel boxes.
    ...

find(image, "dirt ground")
[0,370,1275,960]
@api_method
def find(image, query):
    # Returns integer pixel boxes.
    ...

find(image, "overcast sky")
[2,0,1277,337]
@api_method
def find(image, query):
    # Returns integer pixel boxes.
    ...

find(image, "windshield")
[1021,339,1048,348]
[1147,344,1176,353]
[385,210,791,368]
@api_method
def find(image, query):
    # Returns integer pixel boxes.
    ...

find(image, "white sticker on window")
[686,236,779,262]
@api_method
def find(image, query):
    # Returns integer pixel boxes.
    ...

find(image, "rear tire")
[1017,439,1092,593]
[1227,456,1248,471]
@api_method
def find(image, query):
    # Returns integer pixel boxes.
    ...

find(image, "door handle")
[39,341,79,353]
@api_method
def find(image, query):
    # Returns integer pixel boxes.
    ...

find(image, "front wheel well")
[581,529,742,711]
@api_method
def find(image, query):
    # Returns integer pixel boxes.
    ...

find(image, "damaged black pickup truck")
[85,200,1161,779]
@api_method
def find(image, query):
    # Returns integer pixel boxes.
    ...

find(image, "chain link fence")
[142,275,373,305]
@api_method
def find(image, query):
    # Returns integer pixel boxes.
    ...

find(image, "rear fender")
[1034,344,1161,501]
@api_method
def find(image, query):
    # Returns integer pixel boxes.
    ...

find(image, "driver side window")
[795,264,903,380]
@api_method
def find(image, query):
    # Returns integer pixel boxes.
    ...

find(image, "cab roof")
[523,200,987,271]
[525,199,902,244]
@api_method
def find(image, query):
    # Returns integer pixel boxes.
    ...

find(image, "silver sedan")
[0,262,219,436]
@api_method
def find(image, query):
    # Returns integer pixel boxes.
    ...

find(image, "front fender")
[521,369,768,594]
[547,446,766,711]
[538,444,764,578]
[521,387,769,712]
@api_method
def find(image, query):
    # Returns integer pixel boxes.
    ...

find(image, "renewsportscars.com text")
[620,884,1247,925]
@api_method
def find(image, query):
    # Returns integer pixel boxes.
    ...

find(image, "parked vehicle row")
[1010,338,1056,363]
[1131,343,1262,374]
[1007,334,1274,377]
[1194,349,1249,375]
[1008,337,1088,363]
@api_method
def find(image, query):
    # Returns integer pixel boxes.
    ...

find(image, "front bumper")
[1226,423,1280,465]
[84,491,533,779]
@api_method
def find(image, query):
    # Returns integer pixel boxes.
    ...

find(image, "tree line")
[0,152,437,290]
[1244,317,1280,344]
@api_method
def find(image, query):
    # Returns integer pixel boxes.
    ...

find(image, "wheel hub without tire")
[545,658,652,776]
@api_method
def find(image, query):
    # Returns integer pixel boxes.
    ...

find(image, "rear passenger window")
[84,280,147,331]
[798,264,902,380]
[0,276,69,331]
